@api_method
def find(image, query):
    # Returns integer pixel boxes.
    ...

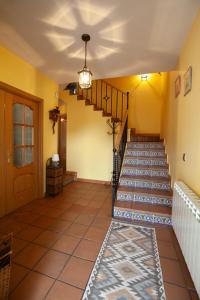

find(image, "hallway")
[0,182,198,300]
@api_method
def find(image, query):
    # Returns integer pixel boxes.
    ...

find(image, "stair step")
[102,112,112,117]
[111,117,121,123]
[119,175,171,191]
[93,105,103,111]
[123,156,168,167]
[121,165,169,178]
[127,142,164,149]
[77,95,84,100]
[85,99,92,105]
[114,202,172,225]
[125,149,166,157]
[117,186,172,206]
[130,135,162,142]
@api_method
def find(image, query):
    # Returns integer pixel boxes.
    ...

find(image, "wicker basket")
[0,234,12,300]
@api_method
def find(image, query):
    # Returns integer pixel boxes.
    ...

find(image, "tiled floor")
[0,182,199,300]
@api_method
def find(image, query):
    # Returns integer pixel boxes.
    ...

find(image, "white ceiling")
[0,0,199,84]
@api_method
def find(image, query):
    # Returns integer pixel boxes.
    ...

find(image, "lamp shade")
[78,67,92,89]
[52,154,59,162]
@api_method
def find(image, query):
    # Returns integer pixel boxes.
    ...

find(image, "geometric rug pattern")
[82,220,166,300]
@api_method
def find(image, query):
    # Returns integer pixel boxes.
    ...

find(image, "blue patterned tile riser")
[124,157,168,167]
[117,191,172,206]
[114,208,172,225]
[127,142,164,149]
[119,178,171,191]
[121,167,169,178]
[126,149,166,157]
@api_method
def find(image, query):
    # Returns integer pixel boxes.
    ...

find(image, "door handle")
[7,152,13,164]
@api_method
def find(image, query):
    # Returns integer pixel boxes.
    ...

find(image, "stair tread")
[115,201,172,215]
[126,148,165,151]
[124,155,167,160]
[117,186,173,197]
[122,164,169,170]
[120,175,171,182]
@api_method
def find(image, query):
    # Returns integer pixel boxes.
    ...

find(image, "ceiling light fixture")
[140,74,149,81]
[78,34,92,89]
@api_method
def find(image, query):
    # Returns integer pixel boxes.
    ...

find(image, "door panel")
[5,92,39,213]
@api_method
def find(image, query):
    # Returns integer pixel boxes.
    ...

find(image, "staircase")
[66,80,129,123]
[114,134,172,225]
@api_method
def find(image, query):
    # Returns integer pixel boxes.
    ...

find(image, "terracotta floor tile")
[74,239,101,261]
[0,221,26,235]
[46,281,83,300]
[34,249,69,278]
[52,235,80,254]
[9,271,54,300]
[60,211,79,222]
[33,230,61,247]
[13,211,40,224]
[16,225,43,242]
[160,257,186,287]
[47,219,72,233]
[84,226,107,242]
[92,216,111,229]
[43,207,63,218]
[66,223,88,238]
[59,256,94,289]
[157,240,178,260]
[190,290,200,300]
[155,227,173,242]
[12,238,28,257]
[164,282,191,300]
[14,243,47,269]
[69,204,86,213]
[32,216,55,229]
[10,263,29,292]
[75,214,95,226]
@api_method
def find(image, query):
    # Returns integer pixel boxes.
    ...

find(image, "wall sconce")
[140,74,150,81]
[49,106,60,134]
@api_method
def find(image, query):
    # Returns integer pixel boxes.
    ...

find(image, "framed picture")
[184,66,192,96]
[175,75,181,98]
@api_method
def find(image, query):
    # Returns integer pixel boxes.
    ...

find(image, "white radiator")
[172,181,200,297]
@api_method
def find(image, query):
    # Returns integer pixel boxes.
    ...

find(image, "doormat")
[82,220,165,300]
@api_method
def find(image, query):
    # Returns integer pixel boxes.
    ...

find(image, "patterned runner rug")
[82,220,166,300]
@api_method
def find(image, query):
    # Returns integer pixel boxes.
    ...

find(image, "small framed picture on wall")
[184,66,192,96]
[175,75,181,98]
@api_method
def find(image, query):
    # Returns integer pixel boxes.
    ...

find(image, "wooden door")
[0,90,6,217]
[0,82,43,216]
[58,114,67,171]
[4,92,40,213]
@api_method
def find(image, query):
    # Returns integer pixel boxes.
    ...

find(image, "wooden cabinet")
[46,166,63,196]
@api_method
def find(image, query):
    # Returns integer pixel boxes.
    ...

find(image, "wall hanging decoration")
[175,75,181,98]
[49,106,60,134]
[184,66,192,96]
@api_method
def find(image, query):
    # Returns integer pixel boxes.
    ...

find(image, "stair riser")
[130,137,161,142]
[117,191,172,206]
[126,150,165,157]
[119,179,171,191]
[127,143,164,149]
[114,208,172,225]
[124,157,168,167]
[121,168,169,178]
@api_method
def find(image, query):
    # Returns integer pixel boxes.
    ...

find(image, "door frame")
[58,113,67,171]
[0,81,44,199]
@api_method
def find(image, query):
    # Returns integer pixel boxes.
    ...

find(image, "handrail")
[115,110,128,151]
[101,79,126,95]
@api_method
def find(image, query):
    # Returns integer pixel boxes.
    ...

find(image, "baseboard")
[77,178,111,185]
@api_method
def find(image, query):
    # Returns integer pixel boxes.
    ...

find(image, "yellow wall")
[161,11,200,195]
[60,91,113,181]
[106,73,165,134]
[0,45,59,193]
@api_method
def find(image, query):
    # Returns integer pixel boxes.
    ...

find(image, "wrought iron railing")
[77,80,129,122]
[112,110,128,217]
